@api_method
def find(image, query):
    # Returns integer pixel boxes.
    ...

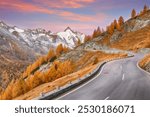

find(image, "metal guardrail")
[34,62,106,100]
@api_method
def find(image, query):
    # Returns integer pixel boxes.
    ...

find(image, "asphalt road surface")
[57,54,150,100]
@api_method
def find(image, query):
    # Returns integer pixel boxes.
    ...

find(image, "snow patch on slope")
[14,27,24,33]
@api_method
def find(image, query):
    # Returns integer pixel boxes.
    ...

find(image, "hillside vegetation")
[111,25,150,51]
[86,5,150,51]
[15,64,98,100]
[0,47,126,100]
[139,54,150,73]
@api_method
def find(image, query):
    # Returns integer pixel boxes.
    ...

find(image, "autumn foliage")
[118,16,124,26]
[0,79,28,100]
[0,60,74,100]
[84,27,103,42]
[132,5,149,18]
[140,5,149,15]
[131,9,136,18]
[22,44,69,79]
[84,35,92,42]
[47,49,55,61]
[143,5,149,13]
[106,17,124,35]
[56,44,63,56]
[92,27,102,38]
[107,23,114,35]
[76,39,81,46]
[139,54,150,69]
[22,49,55,79]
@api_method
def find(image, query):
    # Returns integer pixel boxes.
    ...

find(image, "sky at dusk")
[0,0,150,34]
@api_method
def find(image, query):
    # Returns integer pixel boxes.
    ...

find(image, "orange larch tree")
[29,71,43,89]
[116,22,121,31]
[84,35,92,42]
[114,19,117,29]
[143,5,149,13]
[107,22,115,35]
[56,44,64,56]
[96,27,102,36]
[118,16,124,26]
[0,80,14,100]
[92,29,97,38]
[131,9,136,18]
[76,38,81,46]
[12,79,27,98]
[92,27,102,38]
[47,49,55,61]
[63,46,69,53]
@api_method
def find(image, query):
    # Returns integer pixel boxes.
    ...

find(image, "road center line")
[120,65,122,69]
[104,96,109,100]
[122,74,125,80]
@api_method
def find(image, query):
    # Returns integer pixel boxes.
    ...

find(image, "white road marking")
[56,64,106,100]
[120,65,122,69]
[104,96,109,100]
[122,74,125,80]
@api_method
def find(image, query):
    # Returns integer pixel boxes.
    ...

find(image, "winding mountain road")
[57,54,150,100]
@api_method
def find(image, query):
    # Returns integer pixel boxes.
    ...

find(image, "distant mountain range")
[0,21,85,58]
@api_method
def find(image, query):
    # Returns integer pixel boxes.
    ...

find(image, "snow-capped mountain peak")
[0,21,85,56]
[64,26,73,32]
[57,27,85,48]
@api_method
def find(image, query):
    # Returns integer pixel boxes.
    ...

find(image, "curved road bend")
[57,54,150,100]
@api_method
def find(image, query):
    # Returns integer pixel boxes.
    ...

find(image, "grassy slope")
[107,10,150,51]
[111,25,150,51]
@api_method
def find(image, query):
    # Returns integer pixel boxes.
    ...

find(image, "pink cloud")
[0,0,107,23]
[34,0,96,9]
[0,0,54,14]
[58,11,108,22]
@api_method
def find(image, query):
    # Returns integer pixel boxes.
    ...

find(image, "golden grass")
[99,36,111,45]
[139,54,150,68]
[111,25,150,51]
[75,51,127,69]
